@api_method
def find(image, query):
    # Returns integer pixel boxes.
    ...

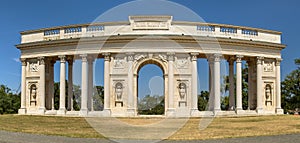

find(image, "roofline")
[20,21,281,35]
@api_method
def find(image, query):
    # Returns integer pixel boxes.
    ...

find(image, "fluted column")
[191,53,198,112]
[275,58,283,114]
[126,53,134,116]
[228,57,235,110]
[80,54,88,116]
[88,57,94,111]
[67,58,73,111]
[213,54,221,112]
[167,52,175,116]
[236,55,243,113]
[58,55,66,114]
[38,57,46,114]
[19,58,27,114]
[103,53,111,114]
[256,57,264,113]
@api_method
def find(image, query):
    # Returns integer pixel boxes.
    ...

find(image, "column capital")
[167,52,175,61]
[190,53,199,61]
[236,55,244,63]
[59,55,66,63]
[275,58,282,66]
[214,54,222,62]
[38,57,45,65]
[87,56,95,63]
[228,56,235,65]
[103,53,111,61]
[80,54,88,62]
[20,58,27,66]
[257,56,264,65]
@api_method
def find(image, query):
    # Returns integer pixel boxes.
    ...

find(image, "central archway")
[135,59,166,115]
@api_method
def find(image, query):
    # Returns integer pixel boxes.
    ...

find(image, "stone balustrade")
[20,21,282,44]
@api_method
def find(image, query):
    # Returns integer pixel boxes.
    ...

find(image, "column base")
[38,107,45,115]
[256,108,264,114]
[166,108,175,117]
[127,109,135,117]
[190,108,199,117]
[276,108,284,114]
[57,108,66,115]
[235,108,244,114]
[213,109,221,115]
[18,108,26,114]
[79,109,88,116]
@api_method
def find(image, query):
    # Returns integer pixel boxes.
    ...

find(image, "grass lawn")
[0,114,299,140]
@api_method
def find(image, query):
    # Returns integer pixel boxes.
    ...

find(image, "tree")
[137,95,164,115]
[0,85,20,114]
[281,58,300,113]
[198,91,209,111]
[93,85,104,111]
[222,64,249,110]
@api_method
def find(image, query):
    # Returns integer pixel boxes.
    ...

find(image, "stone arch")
[133,58,167,75]
[133,58,167,115]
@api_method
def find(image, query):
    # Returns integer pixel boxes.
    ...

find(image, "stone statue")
[178,83,186,100]
[265,84,272,101]
[30,84,37,101]
[115,83,123,101]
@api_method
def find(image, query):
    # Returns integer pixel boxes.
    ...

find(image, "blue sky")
[0,0,299,97]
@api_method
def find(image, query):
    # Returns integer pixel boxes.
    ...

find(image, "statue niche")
[30,84,37,106]
[265,84,272,106]
[115,82,123,107]
[178,82,187,107]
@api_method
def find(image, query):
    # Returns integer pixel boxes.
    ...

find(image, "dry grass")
[0,114,299,140]
[0,115,102,138]
[169,115,300,140]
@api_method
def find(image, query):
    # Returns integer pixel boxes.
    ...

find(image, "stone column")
[88,57,94,111]
[19,58,27,114]
[103,53,111,115]
[50,60,55,110]
[58,55,66,115]
[126,53,135,116]
[208,57,214,111]
[67,58,73,111]
[80,54,88,116]
[191,53,199,112]
[236,55,243,113]
[213,54,221,112]
[38,57,46,114]
[256,57,264,113]
[167,52,175,116]
[228,57,235,110]
[275,58,283,114]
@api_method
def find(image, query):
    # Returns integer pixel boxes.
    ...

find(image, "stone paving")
[0,130,300,143]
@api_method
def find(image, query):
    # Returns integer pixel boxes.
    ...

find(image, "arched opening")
[137,61,165,115]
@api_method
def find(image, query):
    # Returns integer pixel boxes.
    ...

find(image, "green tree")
[137,95,164,115]
[0,85,20,114]
[281,58,300,113]
[53,82,80,111]
[222,64,249,110]
[93,85,104,111]
[198,91,209,111]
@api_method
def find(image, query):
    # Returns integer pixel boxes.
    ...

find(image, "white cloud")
[12,58,20,63]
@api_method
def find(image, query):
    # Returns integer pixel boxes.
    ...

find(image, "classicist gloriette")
[16,16,285,117]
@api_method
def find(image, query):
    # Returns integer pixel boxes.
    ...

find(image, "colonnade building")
[16,16,285,117]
